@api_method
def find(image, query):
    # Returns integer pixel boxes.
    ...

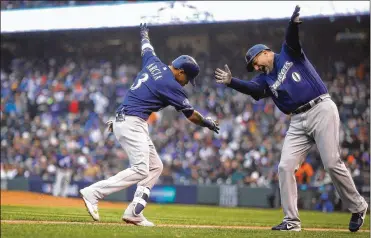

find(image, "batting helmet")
[245,44,271,72]
[171,55,200,86]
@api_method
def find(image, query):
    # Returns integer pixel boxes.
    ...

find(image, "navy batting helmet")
[245,44,271,72]
[172,55,200,86]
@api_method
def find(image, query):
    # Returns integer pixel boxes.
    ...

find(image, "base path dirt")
[0,190,127,209]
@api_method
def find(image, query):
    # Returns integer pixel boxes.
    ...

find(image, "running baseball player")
[80,23,219,226]
[214,5,368,232]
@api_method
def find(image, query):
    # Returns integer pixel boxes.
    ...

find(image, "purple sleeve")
[228,75,270,100]
[141,38,160,68]
[159,85,194,117]
[284,22,304,56]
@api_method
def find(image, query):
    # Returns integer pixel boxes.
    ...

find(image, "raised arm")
[140,23,158,67]
[285,5,303,53]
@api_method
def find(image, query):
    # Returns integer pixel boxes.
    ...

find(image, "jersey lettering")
[270,61,293,97]
[130,73,149,90]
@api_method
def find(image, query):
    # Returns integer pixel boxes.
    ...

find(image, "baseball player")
[214,6,368,232]
[52,148,73,197]
[80,23,219,226]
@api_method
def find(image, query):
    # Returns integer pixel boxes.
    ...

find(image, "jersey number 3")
[130,73,149,90]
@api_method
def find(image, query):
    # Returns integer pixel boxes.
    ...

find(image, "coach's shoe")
[80,189,100,221]
[349,206,368,232]
[122,204,155,227]
[272,222,301,231]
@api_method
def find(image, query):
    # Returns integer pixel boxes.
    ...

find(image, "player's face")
[177,70,188,87]
[252,51,273,74]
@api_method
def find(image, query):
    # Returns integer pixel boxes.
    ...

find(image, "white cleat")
[122,205,154,227]
[80,189,100,221]
[122,215,155,227]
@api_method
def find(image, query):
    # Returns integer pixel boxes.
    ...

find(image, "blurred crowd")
[1,14,369,210]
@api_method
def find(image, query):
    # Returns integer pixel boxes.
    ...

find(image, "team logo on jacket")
[269,61,293,97]
[292,72,301,82]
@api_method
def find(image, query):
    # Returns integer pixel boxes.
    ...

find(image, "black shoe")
[349,207,368,232]
[272,222,301,231]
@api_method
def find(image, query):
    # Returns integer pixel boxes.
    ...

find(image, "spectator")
[0,15,368,212]
[295,161,314,185]
[314,193,335,213]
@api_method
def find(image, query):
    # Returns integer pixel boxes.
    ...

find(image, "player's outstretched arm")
[285,5,303,52]
[187,110,219,134]
[140,23,156,57]
[215,64,267,100]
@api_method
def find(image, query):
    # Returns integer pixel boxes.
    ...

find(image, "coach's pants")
[84,115,163,203]
[278,96,367,225]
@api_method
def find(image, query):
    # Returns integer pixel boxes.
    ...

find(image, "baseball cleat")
[122,216,155,227]
[80,189,100,221]
[122,205,155,227]
[349,205,368,232]
[271,222,301,231]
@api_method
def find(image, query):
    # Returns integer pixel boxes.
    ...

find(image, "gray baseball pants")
[279,95,367,225]
[84,115,163,203]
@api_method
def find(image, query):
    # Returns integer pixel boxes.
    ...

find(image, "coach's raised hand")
[291,5,302,24]
[215,64,232,85]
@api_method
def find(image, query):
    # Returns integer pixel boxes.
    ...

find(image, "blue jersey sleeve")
[141,36,161,68]
[283,22,305,58]
[228,75,271,101]
[158,84,194,117]
[142,49,161,68]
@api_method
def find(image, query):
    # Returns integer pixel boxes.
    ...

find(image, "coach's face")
[252,50,274,74]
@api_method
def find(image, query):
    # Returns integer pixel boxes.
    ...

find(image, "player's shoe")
[122,203,155,227]
[349,205,368,232]
[271,222,301,231]
[80,189,100,221]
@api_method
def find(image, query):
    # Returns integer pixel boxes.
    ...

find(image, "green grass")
[1,224,369,238]
[1,204,370,238]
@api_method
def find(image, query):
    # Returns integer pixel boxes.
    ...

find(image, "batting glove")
[291,5,302,24]
[204,117,220,134]
[140,23,150,40]
[106,120,114,133]
[215,64,232,85]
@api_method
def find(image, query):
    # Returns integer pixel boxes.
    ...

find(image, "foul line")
[1,220,369,232]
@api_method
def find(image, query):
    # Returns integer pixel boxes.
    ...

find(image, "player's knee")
[156,159,163,174]
[136,164,150,179]
[323,158,341,172]
[278,162,295,173]
[150,159,163,178]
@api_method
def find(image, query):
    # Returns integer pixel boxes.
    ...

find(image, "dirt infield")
[0,190,127,209]
[1,191,370,233]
